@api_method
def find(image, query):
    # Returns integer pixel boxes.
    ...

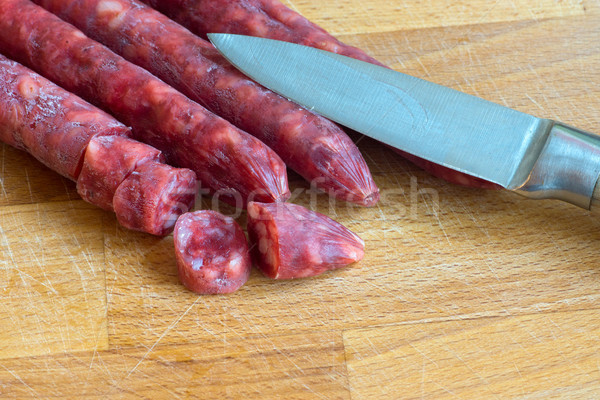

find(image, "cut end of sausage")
[0,55,132,181]
[113,160,197,236]
[247,201,364,279]
[77,135,163,211]
[174,210,251,294]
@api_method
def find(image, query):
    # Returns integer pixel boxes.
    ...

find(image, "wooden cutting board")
[1,0,599,398]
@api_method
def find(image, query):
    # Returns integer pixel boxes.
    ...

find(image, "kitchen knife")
[209,33,600,211]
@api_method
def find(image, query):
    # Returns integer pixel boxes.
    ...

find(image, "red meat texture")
[34,0,380,206]
[141,0,500,190]
[0,54,130,181]
[247,201,365,279]
[174,210,252,294]
[0,0,291,208]
[77,135,164,211]
[113,160,198,236]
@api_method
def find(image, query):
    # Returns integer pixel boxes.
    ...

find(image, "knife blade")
[209,33,600,211]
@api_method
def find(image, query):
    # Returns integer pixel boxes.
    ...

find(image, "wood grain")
[0,201,107,359]
[0,0,599,397]
[0,331,348,399]
[282,0,585,35]
[343,310,600,399]
[0,144,78,207]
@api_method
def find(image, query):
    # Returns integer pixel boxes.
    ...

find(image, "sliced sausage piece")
[77,135,164,211]
[174,210,251,294]
[0,53,194,236]
[0,54,130,181]
[34,0,379,207]
[113,160,197,236]
[246,201,364,279]
[0,0,290,207]
[143,0,500,190]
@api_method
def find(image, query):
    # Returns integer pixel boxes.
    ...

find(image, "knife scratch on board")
[122,296,202,381]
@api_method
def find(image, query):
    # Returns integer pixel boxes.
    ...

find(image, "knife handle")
[515,121,600,211]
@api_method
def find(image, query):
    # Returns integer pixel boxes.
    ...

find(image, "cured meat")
[141,0,384,66]
[246,201,364,279]
[174,210,251,294]
[0,54,130,181]
[143,0,500,190]
[0,53,194,235]
[77,135,164,211]
[35,0,380,207]
[0,0,290,207]
[113,160,197,236]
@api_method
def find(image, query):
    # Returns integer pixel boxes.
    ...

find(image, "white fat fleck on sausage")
[227,254,243,274]
[254,222,267,237]
[191,258,204,271]
[266,246,278,270]
[72,30,87,39]
[97,0,124,15]
[96,1,128,30]
[212,255,226,265]
[309,246,323,265]
[17,76,39,100]
[258,237,270,254]
[203,268,219,280]
[176,227,193,247]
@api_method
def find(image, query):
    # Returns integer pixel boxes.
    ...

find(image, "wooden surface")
[1,0,600,398]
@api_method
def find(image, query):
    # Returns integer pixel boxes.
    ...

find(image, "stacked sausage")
[0,0,290,208]
[2,0,451,293]
[141,0,500,189]
[0,55,197,236]
[34,0,380,207]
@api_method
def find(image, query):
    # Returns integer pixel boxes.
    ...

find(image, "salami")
[246,201,364,279]
[0,0,290,207]
[0,53,194,235]
[0,54,130,181]
[143,0,500,190]
[174,210,251,294]
[35,0,380,207]
[113,160,197,236]
[141,0,384,66]
[77,135,164,211]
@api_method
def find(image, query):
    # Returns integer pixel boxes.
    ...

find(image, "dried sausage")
[246,201,364,279]
[35,0,380,206]
[0,0,290,207]
[174,210,251,294]
[143,0,499,190]
[0,54,194,235]
[0,54,130,181]
[141,0,384,65]
[77,135,164,211]
[113,160,197,236]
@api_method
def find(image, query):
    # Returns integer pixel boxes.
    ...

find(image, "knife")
[208,33,600,211]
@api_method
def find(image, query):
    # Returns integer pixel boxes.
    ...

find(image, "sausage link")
[174,210,251,294]
[113,160,197,236]
[0,54,130,180]
[34,0,380,207]
[77,135,164,211]
[143,0,500,190]
[0,0,290,207]
[0,54,193,235]
[246,201,364,279]
[142,0,383,66]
